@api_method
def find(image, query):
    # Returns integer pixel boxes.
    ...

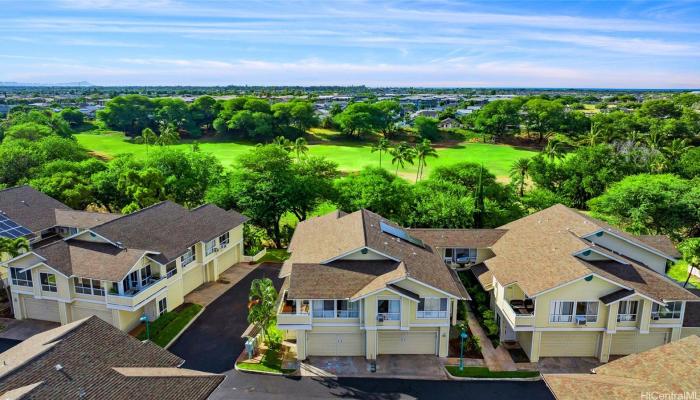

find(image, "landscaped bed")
[236,348,296,375]
[137,303,203,347]
[445,366,540,379]
[256,248,290,263]
[667,261,699,289]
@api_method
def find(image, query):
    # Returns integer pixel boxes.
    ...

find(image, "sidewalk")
[185,262,258,306]
[466,309,517,371]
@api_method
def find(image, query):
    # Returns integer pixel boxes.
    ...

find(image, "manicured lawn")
[75,131,537,180]
[236,348,296,374]
[137,303,203,347]
[445,366,540,379]
[667,261,700,289]
[257,248,290,263]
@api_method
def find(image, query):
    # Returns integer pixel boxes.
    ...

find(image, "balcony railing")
[107,276,166,309]
[416,310,449,319]
[337,310,359,318]
[312,310,335,319]
[617,314,637,322]
[377,312,400,321]
[279,302,310,315]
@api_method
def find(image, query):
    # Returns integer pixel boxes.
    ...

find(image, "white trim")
[71,297,108,306]
[105,287,167,311]
[615,326,637,331]
[352,286,420,302]
[18,262,69,278]
[321,246,400,264]
[64,229,120,247]
[115,254,163,283]
[1,251,44,266]
[12,288,34,296]
[533,272,631,298]
[388,277,460,299]
[534,327,606,332]
[585,229,677,261]
[312,323,361,327]
[548,300,600,324]
[649,324,682,328]
[277,324,312,330]
[409,323,450,327]
[574,247,630,265]
[33,295,71,303]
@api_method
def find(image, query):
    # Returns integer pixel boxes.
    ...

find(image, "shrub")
[466,334,481,353]
[267,326,284,350]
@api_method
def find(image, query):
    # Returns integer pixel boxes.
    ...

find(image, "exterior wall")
[476,248,495,263]
[517,331,533,360]
[681,327,700,339]
[340,248,390,261]
[585,232,669,274]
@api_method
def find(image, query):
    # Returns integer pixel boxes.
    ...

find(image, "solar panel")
[0,213,31,239]
[380,221,425,248]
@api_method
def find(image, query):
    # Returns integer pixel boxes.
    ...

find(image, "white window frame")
[40,272,57,292]
[652,301,682,319]
[312,300,335,318]
[377,298,401,321]
[74,277,104,296]
[140,265,153,287]
[158,298,168,316]
[336,300,359,318]
[10,267,33,287]
[219,232,230,248]
[417,297,449,319]
[205,239,217,256]
[575,301,599,323]
[165,262,177,278]
[550,300,598,323]
[180,245,196,267]
[617,300,638,322]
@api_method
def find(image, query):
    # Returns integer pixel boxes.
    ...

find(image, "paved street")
[169,262,553,400]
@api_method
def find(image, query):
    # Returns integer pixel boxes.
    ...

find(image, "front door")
[499,312,516,341]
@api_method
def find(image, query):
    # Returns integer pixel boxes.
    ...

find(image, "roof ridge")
[91,201,181,230]
[0,184,31,194]
[360,209,369,248]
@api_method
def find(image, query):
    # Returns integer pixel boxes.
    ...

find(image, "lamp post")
[459,330,468,371]
[140,314,150,341]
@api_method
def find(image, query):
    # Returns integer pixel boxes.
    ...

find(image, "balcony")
[416,310,449,319]
[277,299,311,326]
[377,312,401,322]
[497,297,534,328]
[106,276,167,309]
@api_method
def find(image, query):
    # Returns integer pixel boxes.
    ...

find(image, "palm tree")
[509,158,531,197]
[247,278,278,345]
[389,142,415,176]
[371,137,390,168]
[414,139,438,182]
[272,136,292,152]
[156,124,180,146]
[542,140,563,161]
[292,137,309,161]
[133,127,158,153]
[645,129,664,152]
[662,138,690,163]
[0,237,29,259]
[581,123,601,146]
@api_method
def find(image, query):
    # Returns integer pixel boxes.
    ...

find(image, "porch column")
[58,302,70,324]
[605,302,619,333]
[451,298,458,325]
[438,326,449,357]
[671,327,681,342]
[599,332,612,362]
[530,331,542,362]
[296,330,307,360]
[118,281,125,295]
[639,299,652,334]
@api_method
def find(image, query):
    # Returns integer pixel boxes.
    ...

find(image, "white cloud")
[526,33,697,56]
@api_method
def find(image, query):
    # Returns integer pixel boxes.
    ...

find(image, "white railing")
[617,314,637,322]
[416,310,448,319]
[337,310,359,318]
[377,312,400,321]
[312,310,335,319]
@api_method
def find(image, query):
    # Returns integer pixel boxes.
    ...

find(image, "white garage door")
[540,332,599,357]
[23,297,60,322]
[637,331,668,352]
[72,306,114,325]
[611,331,669,355]
[308,333,364,356]
[379,331,437,355]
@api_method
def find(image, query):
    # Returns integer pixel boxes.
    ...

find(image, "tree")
[117,167,167,213]
[389,142,415,175]
[29,159,106,209]
[374,100,402,138]
[542,140,564,161]
[272,136,292,151]
[154,98,195,133]
[639,99,682,119]
[271,100,317,133]
[189,95,220,133]
[133,127,158,151]
[473,99,521,140]
[58,107,85,128]
[247,278,278,345]
[661,139,690,169]
[289,157,339,221]
[522,98,565,142]
[97,94,155,136]
[408,180,475,228]
[588,174,700,239]
[413,116,440,140]
[677,147,700,179]
[371,137,390,168]
[4,122,54,141]
[509,158,531,197]
[155,124,180,146]
[333,102,384,137]
[292,137,309,161]
[414,139,438,182]
[678,239,700,288]
[0,237,29,259]
[473,165,485,228]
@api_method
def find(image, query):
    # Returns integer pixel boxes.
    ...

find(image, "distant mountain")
[0,81,94,87]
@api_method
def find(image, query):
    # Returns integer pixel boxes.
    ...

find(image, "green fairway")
[76,132,537,180]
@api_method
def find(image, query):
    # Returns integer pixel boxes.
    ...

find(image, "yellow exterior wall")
[681,327,700,339]
[585,232,668,274]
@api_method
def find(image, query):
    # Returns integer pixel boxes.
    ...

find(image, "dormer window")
[180,246,195,266]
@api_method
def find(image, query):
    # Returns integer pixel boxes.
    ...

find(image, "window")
[575,301,598,323]
[140,265,153,286]
[336,300,359,318]
[444,248,453,258]
[166,262,177,278]
[617,301,638,322]
[180,245,195,266]
[455,248,477,264]
[40,273,57,292]
[158,298,168,316]
[377,299,401,320]
[312,300,335,318]
[652,301,682,319]
[74,278,104,296]
[219,232,230,248]
[205,239,217,256]
[550,301,574,322]
[10,267,32,287]
[417,298,449,318]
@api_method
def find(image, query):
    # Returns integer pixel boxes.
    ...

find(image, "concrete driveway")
[302,355,447,380]
[168,263,283,373]
[537,357,603,374]
[0,318,59,340]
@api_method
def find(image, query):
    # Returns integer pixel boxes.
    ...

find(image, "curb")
[164,305,206,349]
[445,369,542,382]
[234,362,297,376]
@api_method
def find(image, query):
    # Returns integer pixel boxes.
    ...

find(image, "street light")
[459,330,468,371]
[140,314,150,341]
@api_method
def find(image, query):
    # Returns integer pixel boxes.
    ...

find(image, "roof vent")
[54,364,63,371]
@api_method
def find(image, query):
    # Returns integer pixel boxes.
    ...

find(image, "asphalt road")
[0,338,20,353]
[169,263,554,400]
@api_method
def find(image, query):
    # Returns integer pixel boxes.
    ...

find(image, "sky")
[1,0,699,88]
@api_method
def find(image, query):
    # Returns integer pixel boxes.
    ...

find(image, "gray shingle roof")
[0,317,223,400]
[0,185,70,233]
[406,228,507,249]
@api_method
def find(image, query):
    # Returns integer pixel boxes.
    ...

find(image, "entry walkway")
[185,262,258,306]
[465,309,517,371]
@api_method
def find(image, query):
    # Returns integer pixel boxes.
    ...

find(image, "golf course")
[75,131,538,180]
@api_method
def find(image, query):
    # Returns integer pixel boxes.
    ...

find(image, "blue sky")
[1,0,699,87]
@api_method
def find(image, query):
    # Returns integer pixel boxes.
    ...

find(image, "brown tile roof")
[470,263,494,290]
[599,289,635,305]
[287,260,401,299]
[34,239,151,281]
[636,235,682,259]
[282,209,468,299]
[684,289,700,327]
[0,185,70,233]
[406,228,507,249]
[484,204,693,299]
[92,201,247,264]
[544,335,700,399]
[54,209,121,229]
[0,317,223,400]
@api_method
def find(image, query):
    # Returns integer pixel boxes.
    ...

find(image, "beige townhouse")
[1,186,247,331]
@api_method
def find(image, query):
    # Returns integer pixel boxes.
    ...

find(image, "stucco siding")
[585,232,669,274]
[534,275,619,328]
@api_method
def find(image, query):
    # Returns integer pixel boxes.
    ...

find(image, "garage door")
[182,265,204,294]
[72,306,114,325]
[379,331,437,355]
[611,331,669,355]
[307,333,364,356]
[540,332,599,357]
[23,297,60,322]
